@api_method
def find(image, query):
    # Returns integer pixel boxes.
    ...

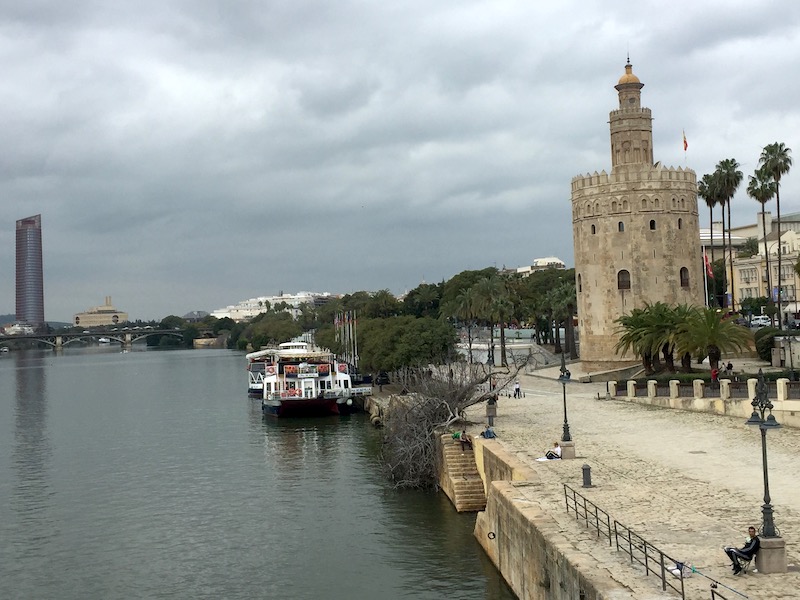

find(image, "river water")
[0,347,514,599]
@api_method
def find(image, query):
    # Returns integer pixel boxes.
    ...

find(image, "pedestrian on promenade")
[711,367,719,384]
[513,381,521,398]
[723,526,760,574]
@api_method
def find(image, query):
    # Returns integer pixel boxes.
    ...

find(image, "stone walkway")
[465,361,800,599]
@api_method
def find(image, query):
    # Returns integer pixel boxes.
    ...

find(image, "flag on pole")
[683,130,688,151]
[704,252,714,278]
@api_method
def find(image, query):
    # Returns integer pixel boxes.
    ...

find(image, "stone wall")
[610,378,800,429]
[473,441,637,600]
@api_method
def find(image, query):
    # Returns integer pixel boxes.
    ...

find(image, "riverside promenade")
[464,360,800,599]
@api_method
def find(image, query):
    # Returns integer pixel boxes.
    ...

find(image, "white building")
[210,291,336,322]
[515,256,566,277]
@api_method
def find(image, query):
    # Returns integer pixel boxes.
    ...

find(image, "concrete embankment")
[460,363,800,600]
[468,440,640,600]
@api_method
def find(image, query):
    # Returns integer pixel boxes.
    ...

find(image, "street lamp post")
[745,370,781,538]
[559,353,572,442]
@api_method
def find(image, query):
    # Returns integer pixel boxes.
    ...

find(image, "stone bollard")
[719,379,730,401]
[582,464,593,488]
[608,381,618,398]
[561,440,576,460]
[669,380,680,399]
[627,380,636,397]
[756,537,787,573]
[647,379,657,399]
[693,378,704,399]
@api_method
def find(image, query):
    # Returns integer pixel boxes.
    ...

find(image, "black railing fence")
[563,485,612,545]
[564,484,751,600]
[564,484,686,598]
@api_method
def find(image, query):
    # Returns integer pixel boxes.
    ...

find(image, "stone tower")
[571,61,704,369]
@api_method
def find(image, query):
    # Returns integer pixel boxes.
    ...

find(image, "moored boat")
[252,341,372,417]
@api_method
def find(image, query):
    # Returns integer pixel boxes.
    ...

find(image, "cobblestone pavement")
[465,362,800,599]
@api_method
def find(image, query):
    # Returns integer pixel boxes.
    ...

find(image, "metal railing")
[563,485,613,545]
[564,484,685,598]
[614,520,686,598]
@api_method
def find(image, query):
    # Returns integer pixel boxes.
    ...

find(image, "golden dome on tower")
[618,61,640,85]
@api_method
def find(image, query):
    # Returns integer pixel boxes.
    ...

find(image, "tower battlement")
[571,165,696,191]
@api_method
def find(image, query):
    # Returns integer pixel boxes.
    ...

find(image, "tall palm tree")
[698,173,721,306]
[759,142,793,328]
[545,282,578,359]
[472,276,510,365]
[441,287,476,363]
[747,167,777,320]
[716,158,743,310]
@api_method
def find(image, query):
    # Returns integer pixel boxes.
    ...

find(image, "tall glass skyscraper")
[16,214,45,327]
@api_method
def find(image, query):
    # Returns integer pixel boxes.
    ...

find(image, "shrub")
[755,327,779,362]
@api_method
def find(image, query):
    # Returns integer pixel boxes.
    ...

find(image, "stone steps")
[440,435,486,512]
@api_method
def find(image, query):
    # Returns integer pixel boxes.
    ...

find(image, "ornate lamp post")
[745,370,781,538]
[559,353,572,442]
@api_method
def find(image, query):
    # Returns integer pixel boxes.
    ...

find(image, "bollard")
[582,464,593,488]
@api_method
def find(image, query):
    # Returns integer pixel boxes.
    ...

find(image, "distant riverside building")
[74,296,128,327]
[16,214,45,328]
[210,291,336,322]
[515,257,566,277]
[571,62,703,369]
[728,210,800,316]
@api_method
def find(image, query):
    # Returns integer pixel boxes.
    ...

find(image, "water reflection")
[11,351,56,562]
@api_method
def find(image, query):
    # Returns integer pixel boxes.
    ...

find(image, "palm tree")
[472,276,509,365]
[716,158,743,310]
[614,307,656,373]
[441,287,476,363]
[698,173,721,306]
[548,281,578,359]
[674,308,752,371]
[759,142,793,328]
[747,167,777,321]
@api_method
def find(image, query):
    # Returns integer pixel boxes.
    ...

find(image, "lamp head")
[746,410,763,427]
[763,413,782,429]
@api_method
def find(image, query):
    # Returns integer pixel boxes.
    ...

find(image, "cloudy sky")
[2,0,800,321]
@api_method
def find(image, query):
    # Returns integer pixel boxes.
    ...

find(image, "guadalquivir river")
[0,347,514,599]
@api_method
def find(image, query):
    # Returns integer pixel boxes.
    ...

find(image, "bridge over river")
[0,329,185,350]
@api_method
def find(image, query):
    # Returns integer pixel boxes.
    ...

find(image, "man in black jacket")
[724,527,760,574]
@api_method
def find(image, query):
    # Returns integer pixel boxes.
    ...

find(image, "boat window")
[344,380,350,389]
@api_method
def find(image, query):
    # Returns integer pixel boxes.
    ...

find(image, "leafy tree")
[439,267,497,310]
[357,316,457,373]
[364,289,402,319]
[402,283,442,318]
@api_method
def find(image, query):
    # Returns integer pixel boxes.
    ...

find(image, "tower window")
[642,198,648,210]
[680,267,690,288]
[618,221,625,232]
[649,220,656,230]
[577,274,582,293]
[678,218,683,229]
[617,270,631,290]
[591,224,596,234]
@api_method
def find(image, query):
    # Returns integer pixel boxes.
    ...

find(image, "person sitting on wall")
[723,526,760,575]
[459,429,473,451]
[544,441,561,460]
[479,425,496,439]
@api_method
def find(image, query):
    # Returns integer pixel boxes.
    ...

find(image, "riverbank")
[463,360,800,599]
